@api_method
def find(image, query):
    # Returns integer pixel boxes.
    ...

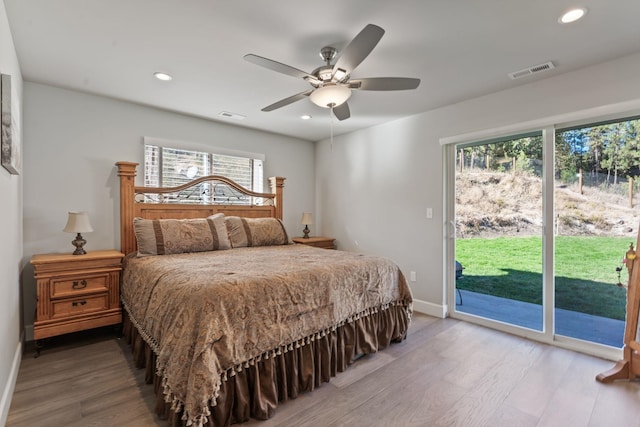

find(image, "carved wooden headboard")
[116,161,285,255]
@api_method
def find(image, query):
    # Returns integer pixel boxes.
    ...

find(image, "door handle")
[448,220,456,239]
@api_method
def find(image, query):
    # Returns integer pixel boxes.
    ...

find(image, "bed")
[116,161,413,427]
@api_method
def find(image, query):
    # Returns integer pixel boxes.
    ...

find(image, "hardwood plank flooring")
[6,314,640,427]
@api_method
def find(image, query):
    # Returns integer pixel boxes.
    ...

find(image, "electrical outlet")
[426,208,433,219]
[410,271,417,282]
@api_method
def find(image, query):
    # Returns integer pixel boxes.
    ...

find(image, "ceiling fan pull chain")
[330,106,334,151]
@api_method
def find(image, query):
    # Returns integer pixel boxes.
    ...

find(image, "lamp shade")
[301,212,313,225]
[309,84,351,108]
[63,211,94,233]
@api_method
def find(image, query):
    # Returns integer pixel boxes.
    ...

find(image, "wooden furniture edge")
[30,249,124,264]
[596,226,640,382]
[34,311,122,340]
[292,237,336,250]
[292,237,336,242]
[269,176,285,221]
[117,161,138,257]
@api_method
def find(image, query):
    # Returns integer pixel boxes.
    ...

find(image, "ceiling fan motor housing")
[312,65,336,83]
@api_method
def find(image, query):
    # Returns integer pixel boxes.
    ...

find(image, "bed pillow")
[225,216,289,248]
[133,213,231,256]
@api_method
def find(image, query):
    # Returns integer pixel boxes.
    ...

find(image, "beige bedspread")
[121,244,413,426]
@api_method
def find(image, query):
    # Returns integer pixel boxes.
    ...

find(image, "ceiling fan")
[244,24,420,121]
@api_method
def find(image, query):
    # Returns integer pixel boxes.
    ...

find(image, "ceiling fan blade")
[244,54,318,83]
[350,77,421,91]
[332,102,350,121]
[333,24,385,78]
[261,90,313,112]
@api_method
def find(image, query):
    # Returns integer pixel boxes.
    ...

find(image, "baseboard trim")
[412,298,447,318]
[0,339,22,426]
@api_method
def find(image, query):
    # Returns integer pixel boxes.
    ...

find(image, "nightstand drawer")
[51,274,109,298]
[51,294,109,319]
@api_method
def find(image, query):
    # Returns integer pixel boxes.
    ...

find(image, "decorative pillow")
[225,216,289,248]
[133,213,231,256]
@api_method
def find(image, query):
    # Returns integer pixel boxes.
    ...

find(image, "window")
[143,142,264,205]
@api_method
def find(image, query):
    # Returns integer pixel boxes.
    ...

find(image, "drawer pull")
[72,280,88,289]
[72,300,87,307]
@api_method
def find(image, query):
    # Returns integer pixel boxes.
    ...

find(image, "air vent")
[218,111,246,120]
[508,61,555,80]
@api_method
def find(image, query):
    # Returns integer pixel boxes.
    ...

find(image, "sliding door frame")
[441,102,640,361]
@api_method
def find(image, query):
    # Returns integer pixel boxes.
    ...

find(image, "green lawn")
[456,236,632,320]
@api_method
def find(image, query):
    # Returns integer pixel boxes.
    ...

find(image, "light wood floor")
[7,314,640,427]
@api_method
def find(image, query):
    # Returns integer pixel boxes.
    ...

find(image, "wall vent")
[508,61,555,80]
[218,111,246,120]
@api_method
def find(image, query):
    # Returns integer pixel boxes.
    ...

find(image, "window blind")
[143,141,264,205]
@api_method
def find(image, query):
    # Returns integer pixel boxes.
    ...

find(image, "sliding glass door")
[454,133,544,331]
[553,120,638,346]
[448,115,640,350]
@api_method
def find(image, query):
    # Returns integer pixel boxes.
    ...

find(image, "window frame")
[142,137,265,205]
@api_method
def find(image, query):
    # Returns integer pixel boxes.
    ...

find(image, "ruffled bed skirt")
[123,304,410,427]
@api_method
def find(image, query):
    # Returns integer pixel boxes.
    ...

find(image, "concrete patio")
[455,289,625,348]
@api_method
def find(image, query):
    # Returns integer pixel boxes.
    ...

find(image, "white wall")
[22,83,315,337]
[316,52,640,316]
[0,0,22,424]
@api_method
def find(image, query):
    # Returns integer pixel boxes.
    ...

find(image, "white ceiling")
[5,0,640,142]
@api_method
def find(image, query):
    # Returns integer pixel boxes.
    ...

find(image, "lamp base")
[303,225,310,239]
[71,232,87,255]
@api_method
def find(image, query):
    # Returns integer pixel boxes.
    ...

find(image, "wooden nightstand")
[293,236,336,249]
[30,250,124,346]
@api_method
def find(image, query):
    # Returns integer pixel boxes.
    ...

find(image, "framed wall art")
[1,73,20,175]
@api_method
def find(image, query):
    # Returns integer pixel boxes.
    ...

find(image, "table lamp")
[301,212,313,239]
[63,211,94,255]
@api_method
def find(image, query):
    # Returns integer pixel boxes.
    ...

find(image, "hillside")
[456,171,639,239]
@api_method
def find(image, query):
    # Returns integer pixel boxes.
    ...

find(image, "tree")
[556,129,588,183]
[557,119,640,186]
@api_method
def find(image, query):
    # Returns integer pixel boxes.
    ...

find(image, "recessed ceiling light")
[154,72,173,81]
[559,8,587,24]
[301,115,312,120]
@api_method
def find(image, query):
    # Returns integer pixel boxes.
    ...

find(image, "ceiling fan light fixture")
[310,84,351,108]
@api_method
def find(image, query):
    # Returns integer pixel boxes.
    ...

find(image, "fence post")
[630,177,634,208]
[578,168,583,195]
